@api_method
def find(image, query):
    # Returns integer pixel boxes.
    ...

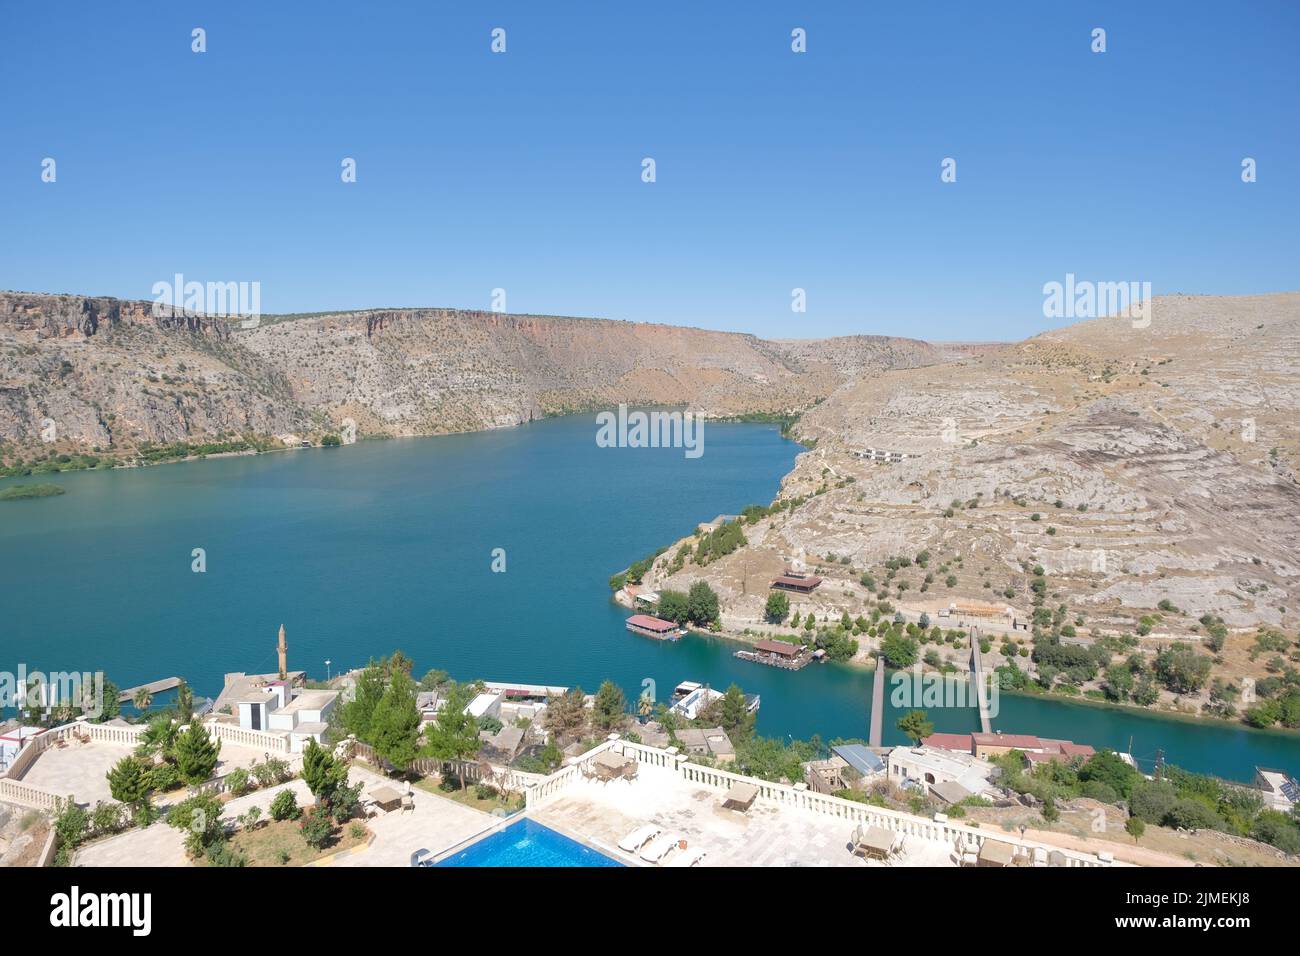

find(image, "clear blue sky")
[1,1,1296,341]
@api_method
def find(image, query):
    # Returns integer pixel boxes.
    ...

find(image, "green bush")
[270,790,301,822]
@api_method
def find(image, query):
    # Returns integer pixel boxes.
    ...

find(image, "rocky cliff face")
[0,292,945,453]
[641,293,1300,640]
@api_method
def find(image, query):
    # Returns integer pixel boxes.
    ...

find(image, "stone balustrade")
[208,721,290,753]
[526,738,1121,867]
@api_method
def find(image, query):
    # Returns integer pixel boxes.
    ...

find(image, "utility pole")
[1154,748,1165,780]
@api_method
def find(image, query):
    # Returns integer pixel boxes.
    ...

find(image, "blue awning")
[833,744,884,775]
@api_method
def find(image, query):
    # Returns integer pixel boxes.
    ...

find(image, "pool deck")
[532,764,956,867]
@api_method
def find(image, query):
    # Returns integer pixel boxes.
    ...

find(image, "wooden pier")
[118,677,183,703]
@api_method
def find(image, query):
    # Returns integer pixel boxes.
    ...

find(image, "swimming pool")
[435,818,624,867]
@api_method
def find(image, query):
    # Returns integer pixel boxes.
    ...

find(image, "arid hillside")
[636,293,1300,716]
[0,292,945,457]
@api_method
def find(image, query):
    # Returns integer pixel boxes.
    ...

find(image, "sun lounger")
[618,824,661,853]
[666,847,707,868]
[639,833,682,863]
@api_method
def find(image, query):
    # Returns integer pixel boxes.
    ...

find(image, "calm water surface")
[1,415,1295,781]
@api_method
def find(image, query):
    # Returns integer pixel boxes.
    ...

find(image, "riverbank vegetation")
[991,748,1300,856]
[0,482,66,500]
[0,431,304,478]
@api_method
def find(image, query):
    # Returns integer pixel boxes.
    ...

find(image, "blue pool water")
[436,818,624,867]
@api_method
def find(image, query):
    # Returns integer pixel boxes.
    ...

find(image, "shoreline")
[0,405,810,484]
[612,593,1300,742]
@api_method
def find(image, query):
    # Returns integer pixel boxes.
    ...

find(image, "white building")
[1255,767,1299,812]
[465,692,503,721]
[887,745,996,801]
[0,726,46,773]
[233,681,337,753]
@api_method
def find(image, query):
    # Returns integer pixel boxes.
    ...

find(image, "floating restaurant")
[734,638,812,670]
[626,614,682,640]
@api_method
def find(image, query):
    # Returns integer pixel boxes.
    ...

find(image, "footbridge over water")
[969,629,994,734]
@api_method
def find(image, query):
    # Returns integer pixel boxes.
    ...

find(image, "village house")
[922,730,1096,769]
[674,727,735,763]
[1254,767,1299,812]
[887,745,996,803]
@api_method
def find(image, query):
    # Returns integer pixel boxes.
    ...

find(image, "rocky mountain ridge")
[0,291,949,456]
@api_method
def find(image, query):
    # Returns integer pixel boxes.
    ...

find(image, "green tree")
[1078,750,1141,800]
[418,669,449,691]
[896,710,933,745]
[764,591,790,623]
[592,680,627,732]
[302,738,349,806]
[369,669,422,772]
[338,659,386,741]
[132,687,153,712]
[106,755,151,807]
[717,684,756,742]
[270,789,301,821]
[299,808,335,848]
[136,713,180,762]
[52,799,89,863]
[542,686,588,744]
[1154,643,1212,695]
[175,681,194,722]
[166,791,225,857]
[172,721,221,786]
[686,580,720,626]
[1125,816,1145,843]
[93,678,122,723]
[657,589,690,624]
[880,632,919,669]
[423,684,483,787]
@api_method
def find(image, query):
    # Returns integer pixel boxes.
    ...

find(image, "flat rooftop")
[278,690,337,713]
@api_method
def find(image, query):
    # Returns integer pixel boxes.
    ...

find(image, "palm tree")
[175,681,193,722]
[135,713,179,761]
[132,688,153,712]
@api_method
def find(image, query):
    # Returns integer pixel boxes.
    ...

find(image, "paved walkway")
[74,764,494,867]
[322,767,492,866]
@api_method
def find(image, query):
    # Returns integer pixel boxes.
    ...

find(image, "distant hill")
[0,292,946,454]
[638,293,1300,649]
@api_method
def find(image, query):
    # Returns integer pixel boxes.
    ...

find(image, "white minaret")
[277,624,287,680]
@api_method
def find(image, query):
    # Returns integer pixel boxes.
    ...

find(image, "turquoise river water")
[1,415,1295,781]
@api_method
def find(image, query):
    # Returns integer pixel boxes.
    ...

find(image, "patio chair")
[618,824,661,854]
[639,833,682,864]
[666,847,707,868]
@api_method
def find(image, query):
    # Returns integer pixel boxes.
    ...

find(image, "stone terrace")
[536,765,955,867]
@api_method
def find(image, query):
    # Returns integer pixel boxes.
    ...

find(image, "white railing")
[84,722,144,746]
[0,777,66,810]
[208,721,290,753]
[522,738,1121,867]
